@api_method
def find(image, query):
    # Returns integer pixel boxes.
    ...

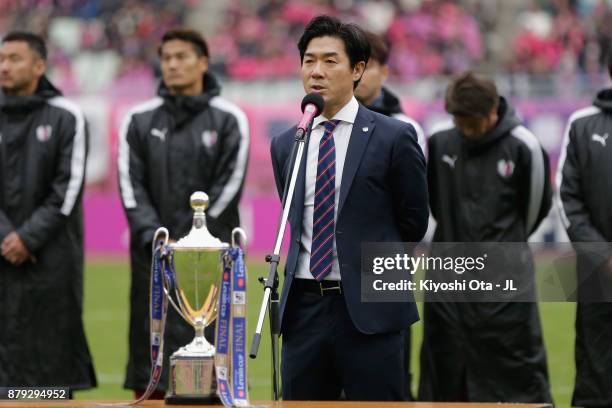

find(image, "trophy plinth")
[165,192,228,405]
[166,356,216,405]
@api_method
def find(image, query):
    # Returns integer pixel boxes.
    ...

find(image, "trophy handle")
[154,227,185,318]
[153,227,169,249]
[231,227,247,248]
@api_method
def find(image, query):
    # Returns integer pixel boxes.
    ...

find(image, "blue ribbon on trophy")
[100,234,174,407]
[124,191,252,407]
[215,246,249,407]
[134,232,172,404]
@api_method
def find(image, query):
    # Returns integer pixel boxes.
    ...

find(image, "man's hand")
[1,232,33,266]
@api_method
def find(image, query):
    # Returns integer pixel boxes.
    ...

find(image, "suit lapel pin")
[362,127,369,132]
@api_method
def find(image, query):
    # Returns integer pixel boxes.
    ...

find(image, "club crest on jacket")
[36,125,53,142]
[497,159,515,178]
[202,130,218,148]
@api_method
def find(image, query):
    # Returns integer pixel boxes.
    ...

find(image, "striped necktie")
[310,119,340,281]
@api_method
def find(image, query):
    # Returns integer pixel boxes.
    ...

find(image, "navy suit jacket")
[270,104,428,334]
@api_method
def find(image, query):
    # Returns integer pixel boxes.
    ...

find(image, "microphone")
[297,92,325,134]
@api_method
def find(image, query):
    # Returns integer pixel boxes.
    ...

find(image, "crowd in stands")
[0,0,189,95]
[511,0,611,78]
[0,0,610,94]
[208,0,489,80]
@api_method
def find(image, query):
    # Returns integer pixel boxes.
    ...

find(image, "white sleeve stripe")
[511,126,545,233]
[118,98,163,209]
[392,112,427,158]
[555,106,601,228]
[47,97,87,216]
[208,97,250,218]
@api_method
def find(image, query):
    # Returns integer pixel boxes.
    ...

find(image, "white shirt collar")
[312,96,359,129]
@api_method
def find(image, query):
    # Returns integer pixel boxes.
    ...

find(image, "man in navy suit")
[270,15,428,401]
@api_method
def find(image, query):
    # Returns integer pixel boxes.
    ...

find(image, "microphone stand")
[250,123,310,401]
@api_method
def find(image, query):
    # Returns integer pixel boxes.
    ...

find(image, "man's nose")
[310,61,324,78]
[167,58,179,69]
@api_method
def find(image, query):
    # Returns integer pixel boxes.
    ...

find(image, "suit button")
[336,230,342,234]
[295,238,300,243]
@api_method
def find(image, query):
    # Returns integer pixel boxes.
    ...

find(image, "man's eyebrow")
[304,52,340,58]
[161,50,187,57]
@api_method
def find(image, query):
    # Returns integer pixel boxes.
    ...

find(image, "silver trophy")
[164,191,230,404]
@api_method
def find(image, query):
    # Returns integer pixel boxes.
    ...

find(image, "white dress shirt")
[295,96,359,281]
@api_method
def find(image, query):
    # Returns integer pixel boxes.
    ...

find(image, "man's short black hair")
[365,31,389,66]
[445,71,499,118]
[2,31,47,60]
[159,28,209,58]
[298,15,371,79]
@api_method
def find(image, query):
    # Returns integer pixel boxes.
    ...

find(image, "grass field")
[76,258,576,406]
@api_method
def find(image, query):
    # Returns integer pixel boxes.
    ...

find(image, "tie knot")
[322,120,340,134]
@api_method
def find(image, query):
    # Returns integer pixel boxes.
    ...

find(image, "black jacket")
[0,76,95,389]
[428,97,552,242]
[365,87,426,153]
[419,97,552,403]
[557,88,612,407]
[557,88,612,278]
[118,73,249,390]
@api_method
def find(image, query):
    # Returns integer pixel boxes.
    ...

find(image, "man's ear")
[199,55,209,74]
[352,60,366,82]
[488,104,499,123]
[33,58,46,77]
[381,64,389,82]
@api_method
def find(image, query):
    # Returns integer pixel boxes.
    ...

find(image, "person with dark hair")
[118,27,249,398]
[1,31,47,60]
[270,15,428,401]
[355,31,425,153]
[354,30,425,401]
[556,49,612,408]
[157,28,209,58]
[0,32,95,394]
[420,71,552,403]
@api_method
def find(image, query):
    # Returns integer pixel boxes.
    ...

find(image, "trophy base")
[166,354,217,405]
[165,394,220,405]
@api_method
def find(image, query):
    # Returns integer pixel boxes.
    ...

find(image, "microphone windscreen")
[301,92,325,116]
